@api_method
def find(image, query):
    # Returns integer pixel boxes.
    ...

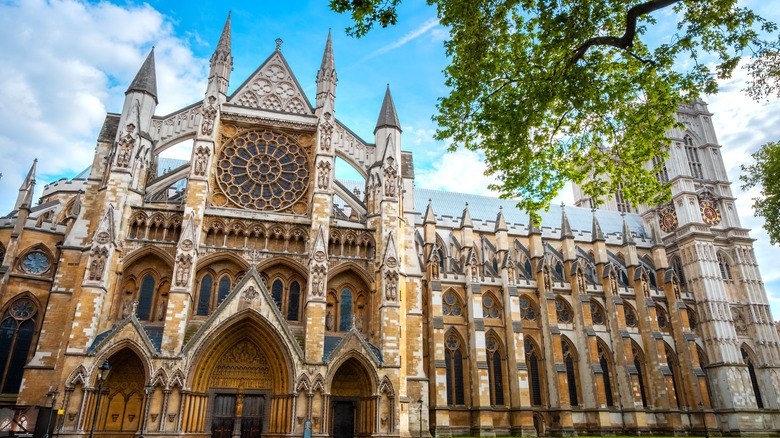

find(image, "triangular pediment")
[228,50,313,115]
[89,313,157,355]
[181,266,304,361]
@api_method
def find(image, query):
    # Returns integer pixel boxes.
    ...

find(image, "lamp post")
[89,361,110,438]
[417,398,423,438]
[43,388,59,438]
[139,382,154,438]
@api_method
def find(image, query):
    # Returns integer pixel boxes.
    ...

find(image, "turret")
[494,207,508,253]
[315,29,337,116]
[208,13,233,98]
[591,210,608,264]
[560,204,575,261]
[621,213,638,267]
[113,49,157,175]
[374,85,402,155]
[459,203,473,249]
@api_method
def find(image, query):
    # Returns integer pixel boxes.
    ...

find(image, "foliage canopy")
[741,142,780,246]
[331,0,779,224]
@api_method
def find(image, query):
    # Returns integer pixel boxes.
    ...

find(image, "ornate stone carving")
[201,96,217,136]
[384,270,398,301]
[577,271,586,292]
[88,247,109,281]
[242,285,259,302]
[193,146,211,177]
[317,160,331,189]
[174,254,192,287]
[180,239,193,251]
[326,309,334,331]
[209,340,272,388]
[311,266,326,297]
[319,121,333,151]
[383,158,397,197]
[122,299,138,319]
[116,124,136,168]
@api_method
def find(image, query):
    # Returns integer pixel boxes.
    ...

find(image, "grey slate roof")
[374,85,401,133]
[126,49,158,103]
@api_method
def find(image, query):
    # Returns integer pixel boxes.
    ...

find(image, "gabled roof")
[228,46,313,115]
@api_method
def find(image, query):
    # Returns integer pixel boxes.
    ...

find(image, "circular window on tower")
[18,249,51,275]
[215,129,310,212]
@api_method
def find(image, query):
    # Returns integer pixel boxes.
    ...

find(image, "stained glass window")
[136,274,155,321]
[339,289,353,331]
[0,298,37,394]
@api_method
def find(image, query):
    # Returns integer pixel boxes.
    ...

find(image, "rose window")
[216,130,309,211]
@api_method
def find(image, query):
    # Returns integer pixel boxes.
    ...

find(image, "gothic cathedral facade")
[1,15,779,438]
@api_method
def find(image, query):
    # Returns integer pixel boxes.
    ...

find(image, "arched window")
[562,338,579,406]
[633,346,648,407]
[524,340,543,406]
[684,135,703,178]
[518,296,537,321]
[555,298,572,323]
[339,289,353,331]
[590,300,605,325]
[742,348,764,408]
[718,254,733,280]
[554,261,564,280]
[598,343,615,407]
[653,155,668,184]
[624,304,638,328]
[671,256,686,285]
[442,291,463,317]
[217,275,231,306]
[136,274,155,321]
[482,294,500,319]
[288,281,300,321]
[196,274,213,316]
[657,306,670,332]
[444,334,465,406]
[687,307,698,331]
[271,279,283,310]
[524,260,532,277]
[0,297,37,394]
[665,344,684,408]
[486,336,505,406]
[615,183,632,213]
[436,248,445,272]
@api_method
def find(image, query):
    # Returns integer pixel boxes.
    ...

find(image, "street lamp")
[139,382,154,438]
[43,388,59,438]
[418,398,423,438]
[89,361,110,438]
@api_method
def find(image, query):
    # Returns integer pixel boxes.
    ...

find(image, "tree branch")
[571,0,682,62]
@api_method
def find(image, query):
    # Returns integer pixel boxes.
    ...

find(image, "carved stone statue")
[577,271,586,292]
[384,271,398,301]
[543,266,552,291]
[610,273,618,294]
[175,254,192,287]
[193,146,210,177]
[642,278,651,298]
[122,298,138,319]
[325,310,334,331]
[201,98,217,136]
[157,298,167,321]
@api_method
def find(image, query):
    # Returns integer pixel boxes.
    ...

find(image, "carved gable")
[229,51,312,115]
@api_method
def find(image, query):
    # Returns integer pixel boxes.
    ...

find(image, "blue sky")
[1,0,780,316]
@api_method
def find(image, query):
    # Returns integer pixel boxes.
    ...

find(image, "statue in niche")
[355,310,364,331]
[543,266,552,291]
[201,97,217,136]
[325,310,334,331]
[577,271,586,292]
[642,278,651,298]
[175,254,192,287]
[88,248,107,281]
[673,280,681,299]
[317,161,330,189]
[320,122,333,151]
[384,271,398,301]
[116,124,135,168]
[610,273,618,294]
[157,298,167,321]
[193,146,210,176]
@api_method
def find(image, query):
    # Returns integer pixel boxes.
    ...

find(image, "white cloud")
[416,148,499,196]
[0,0,206,213]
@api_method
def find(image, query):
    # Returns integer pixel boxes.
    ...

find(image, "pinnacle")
[15,159,37,210]
[374,85,401,134]
[216,12,232,53]
[126,48,158,103]
[320,29,335,72]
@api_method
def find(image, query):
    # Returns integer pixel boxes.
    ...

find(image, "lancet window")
[524,340,543,406]
[444,334,466,406]
[633,345,649,407]
[562,338,579,406]
[598,343,615,407]
[685,135,704,179]
[742,347,764,408]
[486,335,505,406]
[718,253,733,280]
[0,296,38,395]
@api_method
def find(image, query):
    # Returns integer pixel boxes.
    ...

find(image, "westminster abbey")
[1,13,779,438]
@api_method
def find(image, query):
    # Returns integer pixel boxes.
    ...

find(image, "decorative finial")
[499,205,503,210]
[275,38,283,50]
[465,202,468,207]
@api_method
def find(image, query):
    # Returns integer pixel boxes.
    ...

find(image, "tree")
[331,0,779,223]
[741,142,780,246]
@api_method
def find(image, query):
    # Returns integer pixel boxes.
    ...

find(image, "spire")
[528,212,541,235]
[495,207,508,232]
[320,29,335,73]
[126,48,158,103]
[423,200,436,225]
[591,209,605,242]
[374,85,402,134]
[460,203,473,229]
[621,212,635,245]
[650,220,664,248]
[15,159,36,210]
[216,12,231,53]
[560,203,573,238]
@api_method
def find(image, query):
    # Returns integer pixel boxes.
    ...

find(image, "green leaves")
[740,142,780,246]
[332,0,778,225]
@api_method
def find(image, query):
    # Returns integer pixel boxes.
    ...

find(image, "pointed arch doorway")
[329,357,375,438]
[188,315,295,438]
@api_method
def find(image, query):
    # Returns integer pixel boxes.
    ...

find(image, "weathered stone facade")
[1,15,779,438]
